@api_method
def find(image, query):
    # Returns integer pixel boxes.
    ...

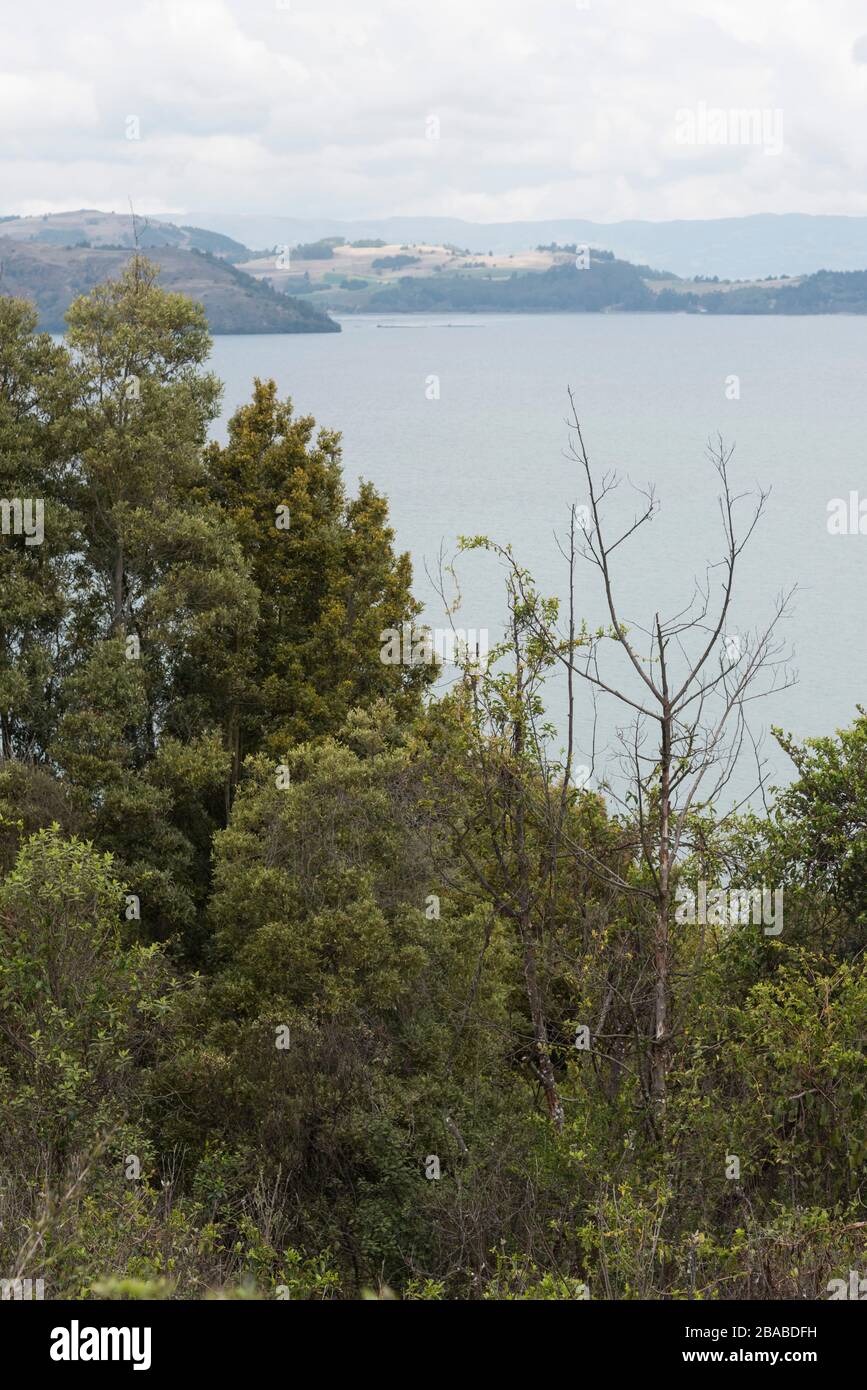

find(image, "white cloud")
[0,72,99,136]
[2,0,867,221]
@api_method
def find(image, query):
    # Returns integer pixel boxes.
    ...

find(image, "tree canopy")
[0,258,863,1301]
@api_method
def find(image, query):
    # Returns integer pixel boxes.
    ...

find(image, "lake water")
[209,314,867,802]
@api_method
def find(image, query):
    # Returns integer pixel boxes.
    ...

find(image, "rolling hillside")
[0,210,252,261]
[0,237,339,334]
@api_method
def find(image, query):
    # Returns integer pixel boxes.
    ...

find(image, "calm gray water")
[209,314,867,802]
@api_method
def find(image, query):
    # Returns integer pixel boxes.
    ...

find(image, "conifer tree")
[205,378,430,768]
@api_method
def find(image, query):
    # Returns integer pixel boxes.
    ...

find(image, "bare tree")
[442,393,795,1117]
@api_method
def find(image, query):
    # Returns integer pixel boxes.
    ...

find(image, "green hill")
[367,253,654,312]
[0,239,339,334]
[365,256,867,316]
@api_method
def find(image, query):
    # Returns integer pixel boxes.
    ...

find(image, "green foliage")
[204,378,430,755]
[371,254,421,270]
[0,297,76,763]
[152,707,516,1285]
[1,258,864,1301]
[293,241,336,259]
[369,256,655,313]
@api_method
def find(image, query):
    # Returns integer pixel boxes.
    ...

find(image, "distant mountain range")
[192,212,867,281]
[6,210,867,328]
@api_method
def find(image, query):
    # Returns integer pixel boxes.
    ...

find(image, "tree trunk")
[112,543,125,636]
[651,703,672,1106]
[225,706,241,819]
[521,928,564,1130]
[0,708,11,761]
[511,633,563,1130]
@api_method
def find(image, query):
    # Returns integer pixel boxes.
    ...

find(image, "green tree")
[64,255,219,637]
[155,705,514,1287]
[0,828,174,1277]
[204,378,429,770]
[51,259,260,946]
[0,297,76,763]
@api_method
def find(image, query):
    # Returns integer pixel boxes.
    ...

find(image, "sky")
[3,0,867,224]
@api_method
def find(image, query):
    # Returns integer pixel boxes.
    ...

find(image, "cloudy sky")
[3,0,867,224]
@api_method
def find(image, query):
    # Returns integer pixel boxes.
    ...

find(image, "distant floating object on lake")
[375,321,483,329]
